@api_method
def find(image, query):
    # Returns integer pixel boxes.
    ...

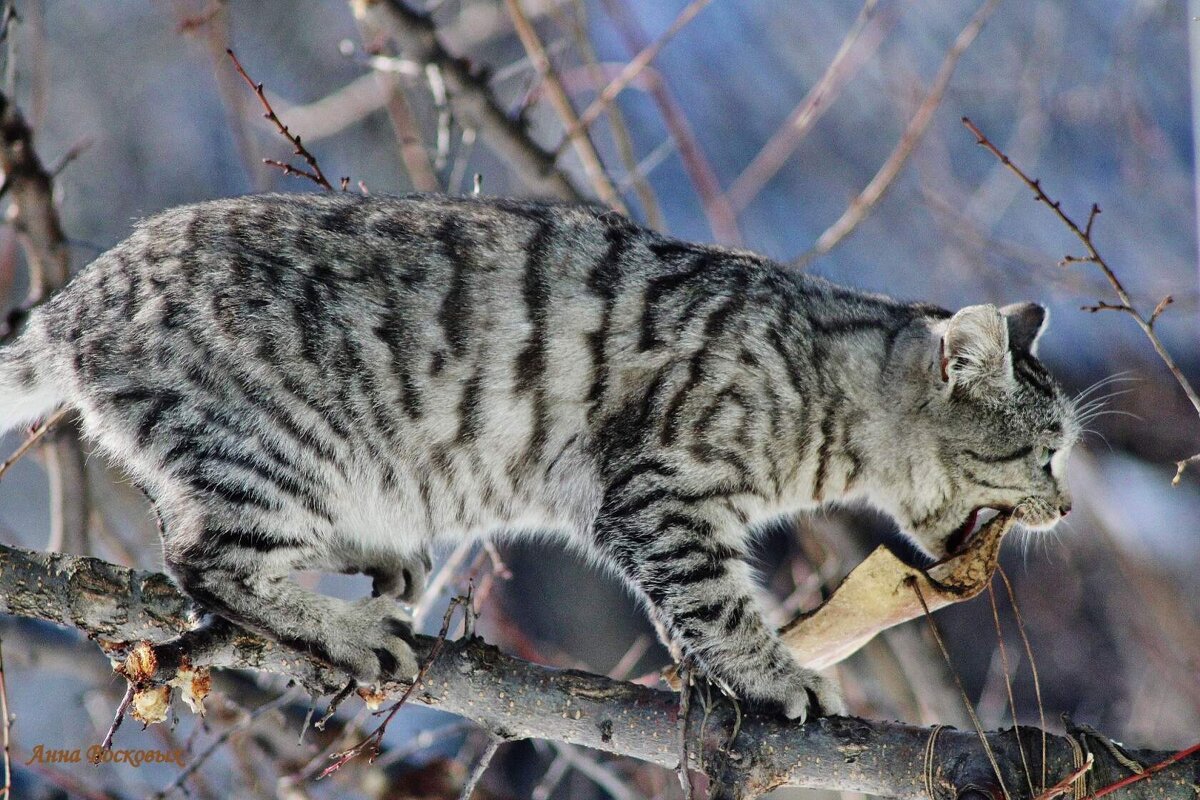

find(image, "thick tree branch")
[348,0,585,202]
[0,542,1195,799]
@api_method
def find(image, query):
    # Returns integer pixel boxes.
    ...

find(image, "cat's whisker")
[1077,408,1143,424]
[1079,427,1114,452]
[1076,386,1138,408]
[1072,371,1138,403]
[1073,390,1138,423]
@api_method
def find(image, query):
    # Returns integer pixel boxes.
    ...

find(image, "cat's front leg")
[592,491,844,721]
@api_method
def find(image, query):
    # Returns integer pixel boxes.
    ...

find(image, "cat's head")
[888,302,1079,558]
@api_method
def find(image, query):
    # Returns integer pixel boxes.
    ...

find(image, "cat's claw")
[777,669,846,723]
[334,596,420,684]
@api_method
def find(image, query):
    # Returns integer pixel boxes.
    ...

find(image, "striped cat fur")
[0,194,1078,720]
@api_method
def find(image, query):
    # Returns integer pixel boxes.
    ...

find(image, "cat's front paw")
[766,667,846,723]
[330,597,421,685]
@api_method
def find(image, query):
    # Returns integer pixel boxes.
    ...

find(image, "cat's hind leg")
[161,511,420,685]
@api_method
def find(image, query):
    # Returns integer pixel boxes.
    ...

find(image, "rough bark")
[0,542,1195,799]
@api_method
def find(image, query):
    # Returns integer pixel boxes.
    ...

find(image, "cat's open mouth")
[945,507,1004,556]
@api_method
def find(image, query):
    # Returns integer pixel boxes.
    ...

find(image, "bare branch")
[962,116,1200,483]
[0,89,68,296]
[349,17,442,192]
[0,542,1196,799]
[565,0,711,147]
[1148,294,1174,328]
[504,0,625,211]
[726,0,897,212]
[459,736,503,800]
[226,48,335,191]
[177,1,273,191]
[558,0,664,228]
[0,88,89,555]
[792,0,1000,268]
[0,407,68,482]
[349,0,585,201]
[153,689,301,799]
[596,0,741,243]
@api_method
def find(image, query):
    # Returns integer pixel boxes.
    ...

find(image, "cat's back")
[38,194,637,361]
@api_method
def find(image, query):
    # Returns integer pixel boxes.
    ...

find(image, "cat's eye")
[1041,449,1056,476]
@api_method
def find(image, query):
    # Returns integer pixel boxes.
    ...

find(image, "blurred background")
[0,0,1197,797]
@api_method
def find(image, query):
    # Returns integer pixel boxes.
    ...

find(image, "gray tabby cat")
[0,194,1078,721]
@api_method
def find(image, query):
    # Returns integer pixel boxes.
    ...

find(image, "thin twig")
[319,593,470,778]
[225,48,334,191]
[998,566,1047,795]
[548,742,647,800]
[155,689,300,799]
[961,116,1200,483]
[793,0,1000,267]
[596,0,740,243]
[473,541,509,583]
[676,663,693,800]
[1031,752,1093,800]
[385,73,443,191]
[1090,741,1200,799]
[988,582,1035,799]
[459,735,503,800]
[531,746,570,800]
[350,0,584,201]
[566,0,711,144]
[93,682,135,760]
[350,14,441,191]
[0,406,69,482]
[183,2,271,191]
[46,137,92,177]
[505,0,625,211]
[910,577,1012,800]
[0,87,87,554]
[313,680,356,732]
[560,0,664,228]
[726,0,896,212]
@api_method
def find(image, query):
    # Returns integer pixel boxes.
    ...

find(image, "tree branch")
[0,88,89,556]
[503,0,625,211]
[961,117,1200,484]
[348,0,585,202]
[0,542,1195,799]
[792,0,999,268]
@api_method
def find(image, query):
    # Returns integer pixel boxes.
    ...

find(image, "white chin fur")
[1011,499,1062,531]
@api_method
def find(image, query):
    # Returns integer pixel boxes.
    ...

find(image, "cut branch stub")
[781,513,1013,670]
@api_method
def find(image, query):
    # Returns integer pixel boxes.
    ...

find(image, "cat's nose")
[1058,502,1072,517]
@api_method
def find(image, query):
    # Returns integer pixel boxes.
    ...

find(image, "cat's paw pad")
[775,669,846,723]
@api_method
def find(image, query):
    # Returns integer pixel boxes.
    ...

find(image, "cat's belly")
[329,430,602,553]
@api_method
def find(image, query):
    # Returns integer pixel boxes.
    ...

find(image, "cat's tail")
[0,330,65,434]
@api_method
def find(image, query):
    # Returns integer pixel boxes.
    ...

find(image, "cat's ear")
[937,304,1013,395]
[1000,302,1048,355]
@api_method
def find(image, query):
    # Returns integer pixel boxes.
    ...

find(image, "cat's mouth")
[944,507,1004,556]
